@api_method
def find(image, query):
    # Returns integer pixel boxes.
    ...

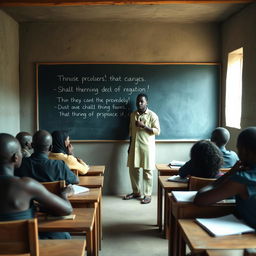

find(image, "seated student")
[194,127,256,229]
[16,131,33,158]
[211,127,239,168]
[0,133,73,239]
[48,130,89,175]
[15,130,79,185]
[178,140,223,178]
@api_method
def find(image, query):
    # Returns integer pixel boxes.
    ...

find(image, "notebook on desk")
[72,184,89,194]
[167,175,188,183]
[37,212,76,220]
[168,160,185,168]
[172,191,197,202]
[172,191,236,204]
[195,214,255,237]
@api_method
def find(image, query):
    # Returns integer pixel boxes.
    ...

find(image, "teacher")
[123,93,160,204]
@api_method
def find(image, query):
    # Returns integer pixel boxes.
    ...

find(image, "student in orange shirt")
[49,130,89,175]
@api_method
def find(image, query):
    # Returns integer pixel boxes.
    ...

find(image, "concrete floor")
[99,195,168,256]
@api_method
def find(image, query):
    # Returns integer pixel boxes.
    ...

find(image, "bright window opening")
[225,47,243,129]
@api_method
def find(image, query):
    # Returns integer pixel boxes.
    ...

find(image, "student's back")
[179,140,223,178]
[15,152,78,184]
[195,127,256,229]
[0,133,73,221]
[16,131,32,158]
[15,130,79,185]
[211,127,239,168]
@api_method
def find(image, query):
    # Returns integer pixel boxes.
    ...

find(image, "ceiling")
[0,3,251,23]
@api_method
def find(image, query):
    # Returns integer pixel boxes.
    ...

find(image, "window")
[225,48,243,129]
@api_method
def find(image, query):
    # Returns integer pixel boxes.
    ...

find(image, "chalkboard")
[36,63,220,141]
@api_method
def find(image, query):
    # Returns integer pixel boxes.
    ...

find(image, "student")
[211,127,239,168]
[194,127,256,229]
[15,130,79,185]
[124,93,160,204]
[0,133,74,239]
[48,130,89,175]
[178,140,223,178]
[16,131,33,158]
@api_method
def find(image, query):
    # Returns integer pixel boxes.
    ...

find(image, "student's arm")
[178,160,192,178]
[66,155,89,175]
[23,177,73,216]
[62,162,79,184]
[194,161,248,206]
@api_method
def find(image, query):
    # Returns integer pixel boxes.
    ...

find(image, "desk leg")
[93,215,98,256]
[86,230,94,256]
[164,190,169,239]
[178,225,186,256]
[168,205,175,256]
[99,188,102,243]
[157,176,163,232]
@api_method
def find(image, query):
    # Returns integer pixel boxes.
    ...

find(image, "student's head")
[16,131,32,150]
[211,127,230,147]
[32,130,52,153]
[51,130,70,154]
[237,127,256,166]
[0,133,22,169]
[190,140,223,178]
[136,93,148,113]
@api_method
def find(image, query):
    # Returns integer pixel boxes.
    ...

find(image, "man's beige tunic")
[127,108,160,170]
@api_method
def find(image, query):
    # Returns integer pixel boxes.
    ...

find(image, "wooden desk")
[39,239,86,256]
[38,208,97,256]
[179,219,256,256]
[69,188,102,251]
[168,194,236,256]
[156,164,180,231]
[79,176,104,188]
[158,176,187,238]
[86,165,105,176]
[206,249,243,256]
[156,164,179,176]
[69,188,101,205]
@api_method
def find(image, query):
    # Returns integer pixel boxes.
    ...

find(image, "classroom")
[0,1,256,255]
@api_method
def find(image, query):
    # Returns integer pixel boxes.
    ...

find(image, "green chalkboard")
[36,63,220,141]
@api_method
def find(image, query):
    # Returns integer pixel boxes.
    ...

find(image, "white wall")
[0,10,19,135]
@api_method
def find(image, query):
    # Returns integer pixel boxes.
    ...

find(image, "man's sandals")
[141,196,151,204]
[123,193,151,204]
[123,193,141,200]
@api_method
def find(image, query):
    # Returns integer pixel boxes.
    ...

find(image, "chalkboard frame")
[36,62,221,143]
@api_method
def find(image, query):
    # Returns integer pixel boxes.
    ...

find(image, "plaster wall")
[221,3,256,150]
[0,10,19,135]
[19,21,220,194]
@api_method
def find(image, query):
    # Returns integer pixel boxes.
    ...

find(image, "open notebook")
[195,214,255,236]
[72,185,89,194]
[172,191,236,204]
[172,191,197,202]
[36,212,76,220]
[167,175,188,183]
[168,160,185,168]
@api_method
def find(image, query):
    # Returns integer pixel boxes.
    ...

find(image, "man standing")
[124,93,160,204]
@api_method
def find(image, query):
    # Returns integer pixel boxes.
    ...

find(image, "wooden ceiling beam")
[0,0,255,6]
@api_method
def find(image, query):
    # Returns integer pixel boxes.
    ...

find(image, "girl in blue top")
[194,127,256,229]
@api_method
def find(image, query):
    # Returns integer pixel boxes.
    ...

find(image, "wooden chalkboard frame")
[36,62,221,142]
